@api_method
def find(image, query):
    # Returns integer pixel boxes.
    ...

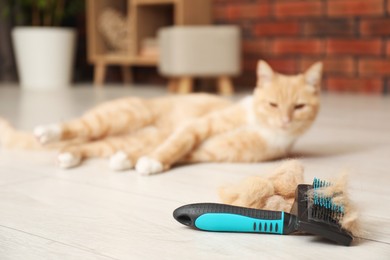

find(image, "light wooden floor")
[0,85,389,259]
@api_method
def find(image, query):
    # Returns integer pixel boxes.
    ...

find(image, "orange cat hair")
[220,160,361,236]
[219,176,275,209]
[0,117,84,151]
[1,60,322,173]
[307,172,361,237]
[0,117,41,150]
[219,160,304,211]
[269,159,304,198]
[263,195,295,213]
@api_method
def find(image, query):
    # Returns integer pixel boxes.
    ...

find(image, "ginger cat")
[0,60,322,175]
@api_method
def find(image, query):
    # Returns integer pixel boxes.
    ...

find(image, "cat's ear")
[256,60,274,87]
[304,62,323,89]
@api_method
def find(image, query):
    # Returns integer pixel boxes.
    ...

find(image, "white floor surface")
[0,85,389,259]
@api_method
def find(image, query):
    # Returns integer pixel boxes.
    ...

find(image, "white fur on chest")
[240,96,296,156]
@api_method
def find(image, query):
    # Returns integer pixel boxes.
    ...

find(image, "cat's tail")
[0,117,42,149]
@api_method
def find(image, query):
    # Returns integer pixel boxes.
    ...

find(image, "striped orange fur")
[0,60,322,174]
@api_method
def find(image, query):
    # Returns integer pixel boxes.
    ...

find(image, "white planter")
[12,27,76,90]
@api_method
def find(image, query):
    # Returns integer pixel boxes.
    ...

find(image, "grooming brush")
[173,178,353,246]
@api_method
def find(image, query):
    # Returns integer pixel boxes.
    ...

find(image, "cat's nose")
[282,116,291,124]
[281,117,291,128]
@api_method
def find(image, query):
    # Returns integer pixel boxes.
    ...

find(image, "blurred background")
[0,0,389,94]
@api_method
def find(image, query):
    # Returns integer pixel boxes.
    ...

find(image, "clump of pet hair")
[306,172,361,237]
[219,159,304,212]
[219,160,360,237]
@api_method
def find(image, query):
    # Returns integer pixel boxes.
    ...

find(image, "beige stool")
[158,26,241,95]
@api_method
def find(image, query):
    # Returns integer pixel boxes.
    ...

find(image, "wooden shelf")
[133,0,177,5]
[90,53,157,66]
[86,0,211,85]
[132,56,158,66]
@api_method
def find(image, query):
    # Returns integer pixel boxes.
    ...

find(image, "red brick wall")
[213,0,390,94]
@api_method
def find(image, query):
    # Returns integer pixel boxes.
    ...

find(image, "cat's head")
[252,60,322,135]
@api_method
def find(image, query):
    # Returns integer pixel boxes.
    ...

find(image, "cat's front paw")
[34,124,62,144]
[57,152,81,169]
[135,156,164,176]
[109,151,133,171]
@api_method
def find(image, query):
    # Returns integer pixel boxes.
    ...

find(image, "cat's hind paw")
[109,151,133,171]
[34,124,62,144]
[57,152,81,169]
[135,156,164,176]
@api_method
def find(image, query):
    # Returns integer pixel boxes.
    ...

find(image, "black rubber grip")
[173,203,283,226]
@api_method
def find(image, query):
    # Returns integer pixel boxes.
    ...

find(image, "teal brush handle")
[173,203,296,235]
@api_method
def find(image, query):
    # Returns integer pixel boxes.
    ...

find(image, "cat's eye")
[294,104,306,110]
[269,102,278,108]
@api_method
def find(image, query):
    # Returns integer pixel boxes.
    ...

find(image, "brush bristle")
[310,178,345,225]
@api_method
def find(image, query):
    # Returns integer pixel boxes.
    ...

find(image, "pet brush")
[173,178,353,246]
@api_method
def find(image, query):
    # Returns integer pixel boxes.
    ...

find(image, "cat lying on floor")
[0,60,322,175]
